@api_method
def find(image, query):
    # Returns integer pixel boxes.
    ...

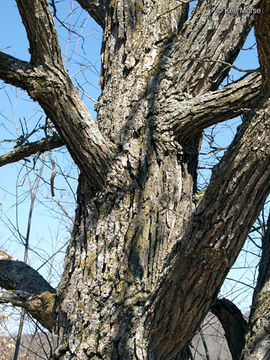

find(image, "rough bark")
[0,290,56,330]
[143,92,270,359]
[239,5,270,357]
[0,0,115,193]
[255,0,270,84]
[53,1,266,358]
[158,72,261,140]
[0,0,269,359]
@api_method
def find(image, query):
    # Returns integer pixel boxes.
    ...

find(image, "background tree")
[0,0,270,359]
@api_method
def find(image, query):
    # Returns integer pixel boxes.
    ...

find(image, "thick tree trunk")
[50,1,267,359]
[1,1,270,360]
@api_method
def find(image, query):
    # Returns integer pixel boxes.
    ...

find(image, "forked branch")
[146,94,270,358]
[0,0,114,192]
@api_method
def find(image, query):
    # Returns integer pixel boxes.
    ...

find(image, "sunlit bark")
[0,0,269,359]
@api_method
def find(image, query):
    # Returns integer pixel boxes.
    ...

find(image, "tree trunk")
[1,1,270,359]
[50,1,268,358]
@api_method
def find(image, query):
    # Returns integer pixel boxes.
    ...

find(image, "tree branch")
[0,1,115,193]
[0,249,57,330]
[0,52,33,90]
[211,298,248,360]
[164,0,260,95]
[0,135,64,167]
[157,72,262,141]
[145,93,270,358]
[255,0,270,84]
[16,0,63,65]
[0,290,56,330]
[241,211,270,359]
[75,0,106,29]
[0,249,56,295]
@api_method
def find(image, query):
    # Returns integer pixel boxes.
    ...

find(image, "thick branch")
[157,72,262,141]
[0,135,64,167]
[0,53,114,191]
[255,0,270,84]
[0,249,57,330]
[0,249,56,294]
[145,93,270,359]
[16,0,63,65]
[0,52,33,90]
[0,290,56,330]
[241,8,270,357]
[0,8,114,192]
[211,298,248,360]
[75,0,106,28]
[165,0,261,95]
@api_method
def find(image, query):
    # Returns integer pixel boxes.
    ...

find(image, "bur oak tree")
[0,0,270,359]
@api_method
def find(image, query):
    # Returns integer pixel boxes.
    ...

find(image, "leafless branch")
[0,249,56,294]
[211,298,248,360]
[0,135,64,167]
[158,72,262,140]
[0,290,56,331]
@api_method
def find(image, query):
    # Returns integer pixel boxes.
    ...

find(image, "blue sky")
[0,1,262,313]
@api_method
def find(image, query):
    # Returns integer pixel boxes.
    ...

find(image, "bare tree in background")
[0,1,270,359]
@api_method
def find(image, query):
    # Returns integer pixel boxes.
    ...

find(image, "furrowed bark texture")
[1,0,269,359]
[6,0,115,192]
[240,3,270,358]
[51,1,266,359]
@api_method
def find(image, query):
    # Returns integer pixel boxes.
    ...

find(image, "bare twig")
[180,56,260,74]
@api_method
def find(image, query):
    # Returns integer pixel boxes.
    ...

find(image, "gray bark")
[0,250,55,295]
[0,0,269,359]
[0,250,56,330]
[240,3,270,357]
